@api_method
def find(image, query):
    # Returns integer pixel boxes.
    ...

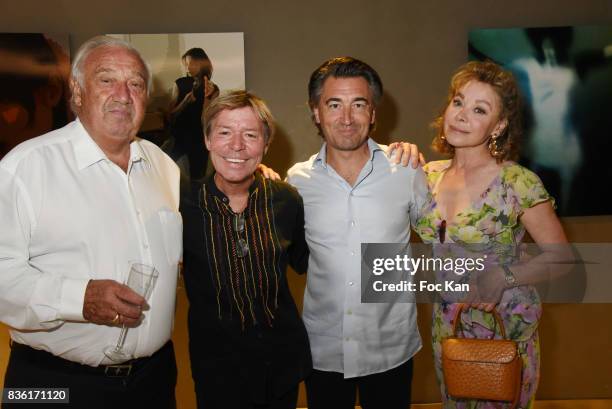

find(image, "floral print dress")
[415,160,554,409]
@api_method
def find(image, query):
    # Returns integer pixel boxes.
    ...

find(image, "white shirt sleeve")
[0,167,88,330]
[410,166,429,227]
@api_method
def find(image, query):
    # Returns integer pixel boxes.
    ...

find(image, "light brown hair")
[203,90,275,144]
[431,61,522,162]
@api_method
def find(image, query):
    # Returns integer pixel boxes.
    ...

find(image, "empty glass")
[103,262,159,362]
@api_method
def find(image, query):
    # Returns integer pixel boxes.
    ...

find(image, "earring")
[488,133,503,158]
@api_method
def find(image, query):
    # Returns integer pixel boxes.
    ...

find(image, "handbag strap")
[451,303,507,339]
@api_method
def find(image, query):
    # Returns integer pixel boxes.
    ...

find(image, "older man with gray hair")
[0,36,180,408]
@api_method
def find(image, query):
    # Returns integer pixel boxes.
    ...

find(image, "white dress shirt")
[286,138,428,378]
[0,119,181,366]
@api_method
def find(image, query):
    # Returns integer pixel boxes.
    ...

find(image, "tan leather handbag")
[441,304,522,408]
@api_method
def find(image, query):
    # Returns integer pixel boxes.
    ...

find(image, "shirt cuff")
[59,278,89,321]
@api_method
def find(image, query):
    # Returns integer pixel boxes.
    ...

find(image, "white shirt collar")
[72,118,147,170]
[312,137,382,169]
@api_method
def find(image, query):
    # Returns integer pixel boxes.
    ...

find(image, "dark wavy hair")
[308,56,383,108]
[307,56,382,136]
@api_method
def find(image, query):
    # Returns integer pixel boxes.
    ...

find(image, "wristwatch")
[501,264,517,288]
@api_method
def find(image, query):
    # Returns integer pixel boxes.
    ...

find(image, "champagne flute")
[104,262,159,362]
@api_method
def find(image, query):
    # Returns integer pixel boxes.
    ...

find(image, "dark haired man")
[287,57,427,409]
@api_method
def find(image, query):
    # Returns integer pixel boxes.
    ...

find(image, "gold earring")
[488,133,502,158]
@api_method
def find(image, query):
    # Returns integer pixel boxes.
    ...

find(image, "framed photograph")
[0,33,72,158]
[469,25,612,217]
[107,32,245,180]
[108,33,245,140]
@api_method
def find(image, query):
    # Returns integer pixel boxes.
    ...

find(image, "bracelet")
[501,264,517,288]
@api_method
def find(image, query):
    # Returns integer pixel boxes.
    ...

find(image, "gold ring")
[111,313,120,325]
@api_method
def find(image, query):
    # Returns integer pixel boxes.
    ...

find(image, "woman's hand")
[465,267,506,312]
[204,77,219,99]
[182,91,196,104]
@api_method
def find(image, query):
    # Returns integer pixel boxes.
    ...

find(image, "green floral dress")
[415,160,554,409]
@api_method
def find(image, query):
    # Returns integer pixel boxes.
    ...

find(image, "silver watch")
[501,264,517,288]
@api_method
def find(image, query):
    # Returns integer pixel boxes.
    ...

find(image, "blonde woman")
[414,61,568,408]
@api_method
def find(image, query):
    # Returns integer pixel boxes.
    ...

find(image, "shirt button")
[349,281,354,286]
[350,221,356,227]
[143,244,149,249]
[347,310,352,315]
[350,251,355,256]
[345,337,350,341]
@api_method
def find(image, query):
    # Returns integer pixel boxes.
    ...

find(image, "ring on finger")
[111,313,120,325]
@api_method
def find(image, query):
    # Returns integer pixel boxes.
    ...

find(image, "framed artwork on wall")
[107,32,245,179]
[469,25,612,217]
[0,33,72,158]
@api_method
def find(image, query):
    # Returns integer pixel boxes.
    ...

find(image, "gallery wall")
[2,0,611,171]
[1,0,611,407]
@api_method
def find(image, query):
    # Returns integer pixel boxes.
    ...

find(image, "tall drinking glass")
[103,262,158,362]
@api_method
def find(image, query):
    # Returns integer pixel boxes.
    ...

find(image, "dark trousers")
[194,379,299,409]
[305,359,413,409]
[2,341,177,409]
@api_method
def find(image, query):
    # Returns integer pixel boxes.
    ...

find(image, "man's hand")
[386,142,426,168]
[257,163,281,180]
[83,280,147,327]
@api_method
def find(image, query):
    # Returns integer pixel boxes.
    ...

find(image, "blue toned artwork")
[469,25,612,217]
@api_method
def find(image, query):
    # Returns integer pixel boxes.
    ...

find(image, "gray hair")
[70,35,152,94]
